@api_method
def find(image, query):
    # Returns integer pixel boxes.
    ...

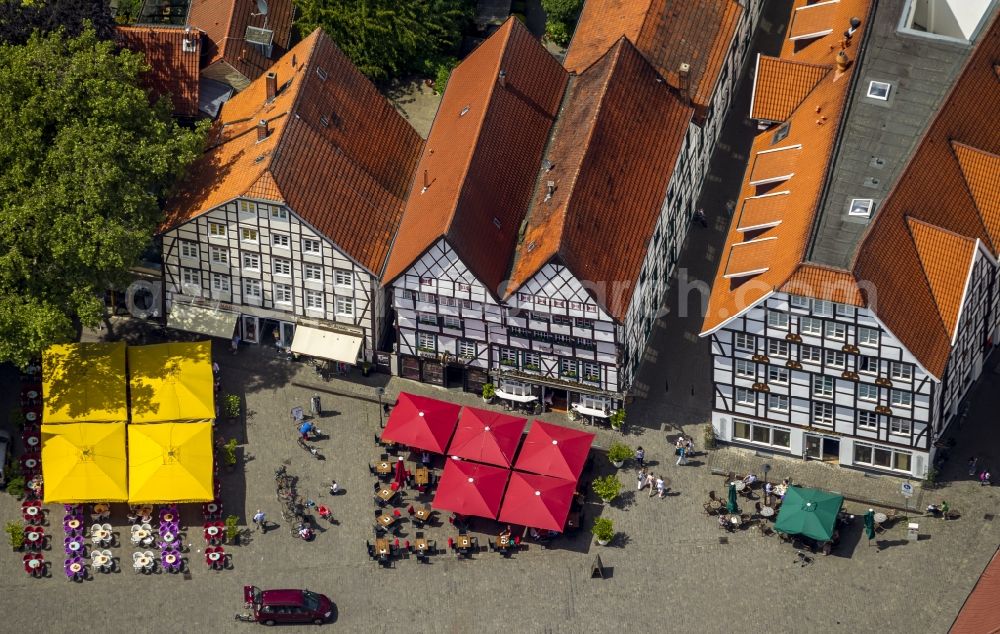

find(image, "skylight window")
[772,122,791,144]
[848,199,874,217]
[867,81,891,100]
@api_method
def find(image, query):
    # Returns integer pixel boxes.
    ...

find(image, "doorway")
[822,437,840,462]
[805,434,822,460]
[241,315,258,343]
[445,365,464,390]
[805,434,840,462]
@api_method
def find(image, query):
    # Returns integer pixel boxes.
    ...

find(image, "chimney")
[257,119,269,141]
[677,63,691,102]
[265,72,277,102]
[544,180,556,202]
[498,69,506,88]
[836,50,850,73]
[848,17,861,37]
[421,169,430,194]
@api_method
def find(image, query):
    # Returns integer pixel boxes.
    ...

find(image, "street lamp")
[376,386,385,428]
[762,463,771,498]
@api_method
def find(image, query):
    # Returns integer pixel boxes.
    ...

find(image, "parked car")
[241,585,335,625]
[0,428,11,488]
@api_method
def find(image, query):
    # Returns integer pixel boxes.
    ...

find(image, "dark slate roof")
[805,0,986,267]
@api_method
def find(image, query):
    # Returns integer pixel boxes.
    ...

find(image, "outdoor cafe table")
[374,538,391,558]
[760,506,775,518]
[413,506,432,523]
[709,500,722,511]
[375,460,393,475]
[497,534,512,550]
[24,411,39,424]
[874,512,888,524]
[732,481,746,492]
[23,432,39,448]
[414,467,430,485]
[376,514,397,528]
[454,535,473,550]
[22,504,41,522]
[205,547,225,568]
[773,484,788,497]
[375,487,397,503]
[92,551,112,571]
[414,537,430,554]
[65,518,82,531]
[136,552,154,572]
[91,527,111,546]
[25,527,44,549]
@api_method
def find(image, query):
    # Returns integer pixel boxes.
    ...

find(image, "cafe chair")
[368,464,376,476]
[407,505,415,516]
[366,541,375,559]
[447,537,454,550]
[392,509,401,518]
[754,502,762,515]
[404,540,411,551]
[488,539,496,552]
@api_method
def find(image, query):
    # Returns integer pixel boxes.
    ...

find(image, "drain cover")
[718,537,729,545]
[984,514,995,522]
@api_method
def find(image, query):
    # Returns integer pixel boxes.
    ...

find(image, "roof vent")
[316,67,328,81]
[543,159,554,172]
[320,116,329,127]
[265,71,277,102]
[498,69,506,88]
[526,241,537,252]
[421,170,431,194]
[836,50,850,72]
[492,217,501,229]
[459,105,471,117]
[544,180,556,202]
[182,32,197,53]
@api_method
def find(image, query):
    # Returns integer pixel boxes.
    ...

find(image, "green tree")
[541,0,582,23]
[0,28,206,366]
[293,0,473,81]
[0,0,115,45]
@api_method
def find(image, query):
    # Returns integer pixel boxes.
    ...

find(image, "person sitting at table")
[126,510,139,525]
[500,525,512,541]
[718,514,729,530]
[742,473,757,486]
[782,478,790,487]
[421,452,431,466]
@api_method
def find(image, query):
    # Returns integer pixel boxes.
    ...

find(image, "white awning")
[572,403,610,418]
[168,303,238,339]
[290,326,363,365]
[496,389,537,403]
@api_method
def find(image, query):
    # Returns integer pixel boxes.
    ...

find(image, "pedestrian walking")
[980,470,992,486]
[685,437,694,456]
[635,446,645,468]
[968,457,978,477]
[676,445,687,466]
[648,473,658,498]
[231,334,240,355]
[655,476,666,498]
[694,208,708,227]
[252,509,266,532]
[329,480,339,495]
[637,468,648,491]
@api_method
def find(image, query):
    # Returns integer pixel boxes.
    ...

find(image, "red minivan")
[243,585,335,625]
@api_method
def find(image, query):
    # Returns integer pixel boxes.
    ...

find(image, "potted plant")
[224,515,240,545]
[703,422,717,450]
[221,394,241,421]
[360,360,371,377]
[482,383,496,403]
[607,442,632,468]
[592,475,622,503]
[591,517,614,546]
[5,520,25,551]
[222,439,238,470]
[609,409,625,433]
[6,475,26,499]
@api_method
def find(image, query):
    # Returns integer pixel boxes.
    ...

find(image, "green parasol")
[726,482,739,514]
[864,509,876,540]
[773,486,844,542]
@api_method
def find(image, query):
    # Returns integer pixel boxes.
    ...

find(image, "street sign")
[901,481,914,498]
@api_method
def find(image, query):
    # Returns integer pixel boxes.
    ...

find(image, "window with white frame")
[824,321,846,340]
[242,253,260,270]
[419,277,434,287]
[800,316,822,335]
[734,332,754,352]
[768,366,789,384]
[858,355,878,374]
[857,410,878,429]
[890,362,912,381]
[270,206,288,220]
[302,238,321,254]
[271,233,290,248]
[767,394,789,412]
[305,289,323,310]
[835,303,854,317]
[812,375,834,398]
[858,327,879,347]
[181,267,199,286]
[733,418,791,448]
[417,332,436,351]
[824,349,845,368]
[211,273,229,292]
[735,358,755,379]
[789,295,810,310]
[858,383,878,401]
[180,240,198,259]
[271,258,290,276]
[442,315,461,329]
[801,345,821,364]
[239,200,255,214]
[335,296,353,316]
[243,278,261,298]
[499,348,518,366]
[502,380,532,397]
[854,442,911,472]
[560,358,577,377]
[735,387,755,405]
[812,402,834,425]
[416,292,433,303]
[582,362,600,381]
[456,282,471,293]
[812,300,834,317]
[334,269,352,288]
[890,389,912,408]
[523,351,540,369]
[889,417,911,436]
[274,283,292,305]
[240,227,258,242]
[767,339,788,358]
[303,263,323,281]
[767,310,789,329]
[458,340,476,358]
[210,246,228,264]
[438,296,458,307]
[208,222,226,237]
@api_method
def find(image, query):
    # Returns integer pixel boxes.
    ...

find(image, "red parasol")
[432,459,510,519]
[512,421,595,481]
[447,407,526,467]
[498,471,576,532]
[380,393,460,453]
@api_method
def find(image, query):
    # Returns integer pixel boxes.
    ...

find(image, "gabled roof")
[953,142,1000,245]
[382,18,568,292]
[750,54,831,122]
[780,263,863,306]
[852,12,1000,377]
[187,0,294,83]
[503,38,693,321]
[115,26,201,117]
[564,0,743,109]
[161,29,424,275]
[906,217,977,340]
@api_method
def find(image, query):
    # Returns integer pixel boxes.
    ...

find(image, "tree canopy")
[0,28,206,366]
[0,0,114,45]
[293,0,473,81]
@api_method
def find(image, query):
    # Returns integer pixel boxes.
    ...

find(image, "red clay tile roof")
[382,19,568,293]
[161,29,424,275]
[953,142,1000,245]
[750,55,831,122]
[115,26,201,117]
[852,12,1000,377]
[789,0,840,40]
[781,264,863,306]
[701,0,872,334]
[503,38,693,320]
[951,546,1000,634]
[565,0,743,109]
[187,0,294,82]
[737,191,789,232]
[905,217,977,339]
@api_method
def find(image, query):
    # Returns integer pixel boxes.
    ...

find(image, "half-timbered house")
[160,29,423,365]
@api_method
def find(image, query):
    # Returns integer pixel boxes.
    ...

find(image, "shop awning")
[290,326,363,365]
[496,389,536,403]
[167,303,238,339]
